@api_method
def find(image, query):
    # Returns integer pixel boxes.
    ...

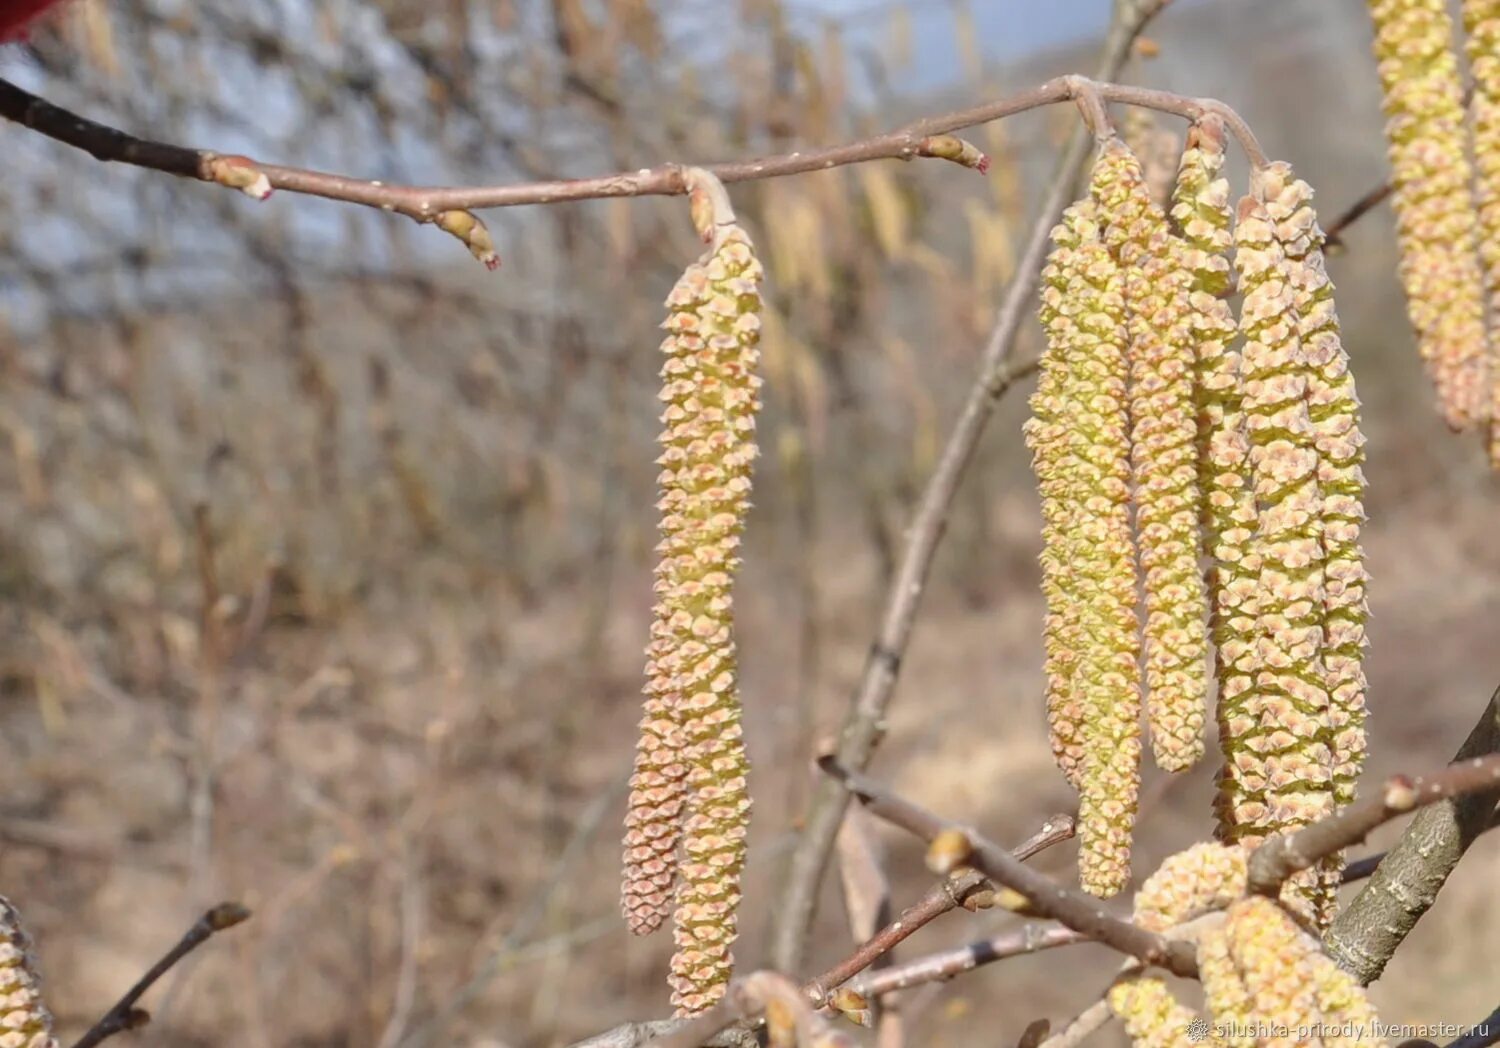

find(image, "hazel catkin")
[1094,138,1211,775]
[1200,896,1385,1048]
[0,898,58,1048]
[1464,0,1500,465]
[623,171,763,1015]
[1222,180,1339,926]
[1025,182,1142,898]
[1366,0,1490,429]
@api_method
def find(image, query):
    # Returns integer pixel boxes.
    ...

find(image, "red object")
[0,0,68,41]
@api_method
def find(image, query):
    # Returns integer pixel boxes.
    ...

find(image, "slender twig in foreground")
[849,924,1088,998]
[647,973,856,1048]
[766,0,1167,973]
[820,757,1199,978]
[0,74,1263,222]
[1248,755,1500,896]
[1322,180,1393,249]
[70,902,251,1048]
[1037,998,1114,1048]
[807,812,1075,1004]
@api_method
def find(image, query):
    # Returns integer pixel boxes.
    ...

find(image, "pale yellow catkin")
[1223,183,1337,927]
[0,898,58,1048]
[1464,0,1500,465]
[1025,178,1142,899]
[1095,138,1210,775]
[1260,163,1371,917]
[1200,897,1385,1048]
[655,211,763,1016]
[1173,121,1260,798]
[1367,0,1491,429]
[1107,843,1249,1046]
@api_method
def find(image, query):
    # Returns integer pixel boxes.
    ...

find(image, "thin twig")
[766,0,1166,974]
[820,758,1199,978]
[807,812,1074,1005]
[0,74,1264,222]
[1248,755,1500,896]
[849,925,1088,998]
[1322,180,1392,249]
[70,902,251,1048]
[1036,998,1113,1048]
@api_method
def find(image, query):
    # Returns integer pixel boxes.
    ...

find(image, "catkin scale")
[1464,0,1500,465]
[1366,0,1491,429]
[0,898,58,1048]
[1094,138,1211,774]
[1026,188,1142,898]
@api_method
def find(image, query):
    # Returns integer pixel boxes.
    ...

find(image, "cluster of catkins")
[1026,123,1369,927]
[0,897,59,1048]
[1366,0,1500,464]
[1107,844,1384,1048]
[620,170,764,1016]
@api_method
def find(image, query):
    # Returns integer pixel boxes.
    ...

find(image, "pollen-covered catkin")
[1200,897,1386,1048]
[1172,120,1260,778]
[1107,843,1249,1046]
[1026,204,1094,790]
[1094,138,1210,774]
[1222,184,1337,925]
[1260,165,1371,914]
[1366,0,1490,429]
[0,898,58,1048]
[1108,973,1201,1048]
[1026,178,1142,898]
[649,174,763,1015]
[1464,0,1500,465]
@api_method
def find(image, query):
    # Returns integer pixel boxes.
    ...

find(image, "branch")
[848,924,1088,999]
[1248,755,1500,896]
[819,758,1199,978]
[573,812,1075,1048]
[0,73,1265,223]
[646,973,855,1048]
[806,812,1075,1005]
[766,0,1170,973]
[70,902,251,1048]
[1327,684,1500,983]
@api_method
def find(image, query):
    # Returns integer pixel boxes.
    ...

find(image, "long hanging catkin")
[1026,182,1142,899]
[631,169,765,1016]
[1093,138,1211,774]
[0,898,58,1048]
[1223,178,1339,926]
[1366,0,1490,429]
[1465,0,1500,465]
[1261,164,1371,826]
[1173,121,1261,803]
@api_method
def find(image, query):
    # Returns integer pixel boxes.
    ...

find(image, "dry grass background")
[0,1,1497,1045]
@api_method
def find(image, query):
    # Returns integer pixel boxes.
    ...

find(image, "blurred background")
[1,0,1497,1044]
